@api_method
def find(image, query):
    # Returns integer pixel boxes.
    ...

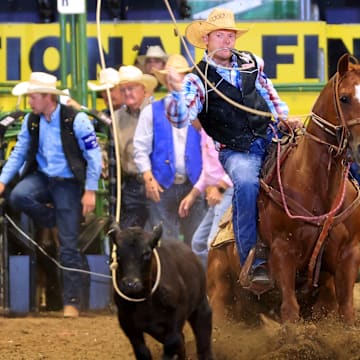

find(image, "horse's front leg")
[270,239,300,322]
[334,242,360,324]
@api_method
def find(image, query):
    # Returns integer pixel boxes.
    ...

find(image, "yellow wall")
[1,21,360,116]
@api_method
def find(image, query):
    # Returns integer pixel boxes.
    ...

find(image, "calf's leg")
[162,332,185,360]
[188,298,214,360]
[118,318,152,360]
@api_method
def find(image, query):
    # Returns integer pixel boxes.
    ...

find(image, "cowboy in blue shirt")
[0,72,102,317]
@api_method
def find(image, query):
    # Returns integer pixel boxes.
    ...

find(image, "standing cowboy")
[165,8,292,285]
[134,55,206,245]
[0,72,102,317]
[116,65,157,229]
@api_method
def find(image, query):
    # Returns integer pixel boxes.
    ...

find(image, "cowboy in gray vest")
[0,72,102,317]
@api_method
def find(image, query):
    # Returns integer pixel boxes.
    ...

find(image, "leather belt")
[174,173,187,185]
[49,176,75,182]
[122,173,144,184]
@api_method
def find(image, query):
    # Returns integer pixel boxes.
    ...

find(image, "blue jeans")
[120,177,149,229]
[148,180,206,246]
[192,188,233,268]
[9,172,83,307]
[219,143,265,268]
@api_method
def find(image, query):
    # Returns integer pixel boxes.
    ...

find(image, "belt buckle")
[174,173,186,185]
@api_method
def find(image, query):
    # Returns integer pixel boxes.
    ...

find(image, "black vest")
[196,51,271,152]
[23,104,86,183]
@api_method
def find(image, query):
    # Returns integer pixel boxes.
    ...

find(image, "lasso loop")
[95,0,122,224]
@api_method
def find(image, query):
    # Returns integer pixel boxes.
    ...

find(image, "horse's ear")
[337,53,350,76]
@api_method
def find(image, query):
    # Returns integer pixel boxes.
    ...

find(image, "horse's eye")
[339,95,350,103]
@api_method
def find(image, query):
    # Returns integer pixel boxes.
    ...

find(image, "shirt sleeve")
[255,55,289,122]
[73,112,102,191]
[133,104,154,173]
[164,73,205,128]
[0,116,30,185]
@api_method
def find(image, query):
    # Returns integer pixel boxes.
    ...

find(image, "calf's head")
[109,224,162,299]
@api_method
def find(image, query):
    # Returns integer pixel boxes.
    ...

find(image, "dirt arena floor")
[1,285,360,360]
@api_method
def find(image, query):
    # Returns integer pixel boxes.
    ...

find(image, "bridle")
[308,71,360,158]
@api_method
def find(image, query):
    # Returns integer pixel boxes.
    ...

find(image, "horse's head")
[312,53,360,164]
[337,54,360,164]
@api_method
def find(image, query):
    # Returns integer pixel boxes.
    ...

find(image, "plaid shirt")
[164,52,289,131]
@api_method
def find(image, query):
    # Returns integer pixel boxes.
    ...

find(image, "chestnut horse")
[207,53,360,325]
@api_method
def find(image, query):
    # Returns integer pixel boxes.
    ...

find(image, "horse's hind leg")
[207,246,235,323]
[188,298,213,360]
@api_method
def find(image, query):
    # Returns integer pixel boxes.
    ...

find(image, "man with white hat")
[0,72,102,317]
[165,8,292,286]
[136,45,168,76]
[116,65,157,229]
[87,67,124,114]
[134,55,206,245]
[135,45,168,91]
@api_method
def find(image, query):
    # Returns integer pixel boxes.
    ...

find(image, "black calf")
[109,224,213,360]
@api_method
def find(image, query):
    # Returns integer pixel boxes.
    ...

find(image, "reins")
[272,126,350,224]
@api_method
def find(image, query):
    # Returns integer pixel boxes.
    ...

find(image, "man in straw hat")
[136,45,168,76]
[0,72,102,317]
[116,65,157,229]
[134,54,206,245]
[135,45,168,91]
[165,8,294,286]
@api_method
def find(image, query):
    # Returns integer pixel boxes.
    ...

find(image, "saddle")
[209,133,301,296]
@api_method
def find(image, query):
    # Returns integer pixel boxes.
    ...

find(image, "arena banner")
[1,21,360,112]
[0,21,329,84]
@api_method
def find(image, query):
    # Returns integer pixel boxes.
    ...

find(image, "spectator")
[67,67,124,134]
[0,72,102,317]
[136,45,168,91]
[179,127,233,267]
[134,54,206,245]
[116,65,157,228]
[88,67,124,114]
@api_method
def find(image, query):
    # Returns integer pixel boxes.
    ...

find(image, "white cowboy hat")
[136,45,168,67]
[118,65,158,94]
[185,8,248,49]
[12,72,69,96]
[88,67,121,92]
[153,54,193,87]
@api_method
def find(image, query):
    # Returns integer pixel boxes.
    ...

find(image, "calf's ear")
[107,221,120,240]
[151,224,163,247]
